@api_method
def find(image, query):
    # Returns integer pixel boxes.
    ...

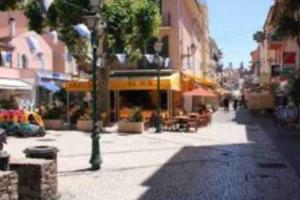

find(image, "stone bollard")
[10,159,58,200]
[0,171,18,200]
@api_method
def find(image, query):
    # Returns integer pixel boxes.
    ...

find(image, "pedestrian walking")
[223,98,229,112]
[233,99,238,111]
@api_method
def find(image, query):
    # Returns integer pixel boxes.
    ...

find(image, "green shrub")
[0,99,18,109]
[44,106,64,119]
[129,108,144,123]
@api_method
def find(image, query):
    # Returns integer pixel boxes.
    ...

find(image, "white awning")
[0,79,32,90]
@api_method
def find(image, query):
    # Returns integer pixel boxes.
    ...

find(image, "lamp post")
[154,40,163,133]
[83,0,103,170]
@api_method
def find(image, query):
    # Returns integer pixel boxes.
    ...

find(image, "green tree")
[273,0,300,49]
[0,0,25,11]
[1,0,161,122]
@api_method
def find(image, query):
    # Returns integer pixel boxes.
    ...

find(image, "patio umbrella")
[183,87,217,98]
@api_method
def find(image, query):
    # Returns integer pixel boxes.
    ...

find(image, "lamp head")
[190,43,197,55]
[154,40,163,54]
[89,0,101,11]
[83,14,100,30]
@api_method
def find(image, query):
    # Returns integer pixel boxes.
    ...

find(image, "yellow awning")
[110,73,181,91]
[64,73,181,92]
[65,80,92,92]
[181,72,218,88]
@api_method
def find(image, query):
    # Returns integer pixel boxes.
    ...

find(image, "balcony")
[267,33,283,50]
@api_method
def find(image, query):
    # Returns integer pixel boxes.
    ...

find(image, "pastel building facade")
[253,3,300,85]
[109,0,214,118]
[0,11,76,108]
[159,0,211,77]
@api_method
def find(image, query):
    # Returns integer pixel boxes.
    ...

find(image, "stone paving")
[5,109,300,200]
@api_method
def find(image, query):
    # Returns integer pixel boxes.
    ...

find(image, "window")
[37,53,45,69]
[21,54,28,69]
[0,51,3,66]
[0,51,12,67]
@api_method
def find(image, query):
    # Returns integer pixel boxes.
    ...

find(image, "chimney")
[8,17,16,38]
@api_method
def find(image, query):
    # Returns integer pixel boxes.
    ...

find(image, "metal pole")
[156,54,162,133]
[67,91,70,128]
[89,30,101,170]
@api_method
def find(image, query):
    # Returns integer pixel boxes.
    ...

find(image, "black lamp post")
[154,40,163,133]
[83,0,103,170]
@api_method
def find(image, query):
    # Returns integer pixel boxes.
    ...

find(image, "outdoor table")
[172,115,190,132]
[187,113,200,118]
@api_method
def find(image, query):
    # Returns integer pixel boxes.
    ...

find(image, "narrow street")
[7,109,300,200]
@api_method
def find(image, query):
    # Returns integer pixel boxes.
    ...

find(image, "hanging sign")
[64,81,92,92]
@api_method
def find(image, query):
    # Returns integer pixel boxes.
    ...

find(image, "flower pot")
[118,121,145,134]
[44,119,64,130]
[76,120,103,132]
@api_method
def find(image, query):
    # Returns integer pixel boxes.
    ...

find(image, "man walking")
[223,98,229,112]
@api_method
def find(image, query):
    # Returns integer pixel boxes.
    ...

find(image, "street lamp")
[181,43,197,58]
[154,39,163,133]
[83,0,103,170]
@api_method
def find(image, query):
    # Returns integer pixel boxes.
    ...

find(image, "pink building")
[0,11,76,108]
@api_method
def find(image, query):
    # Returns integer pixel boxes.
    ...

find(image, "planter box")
[118,121,145,134]
[44,119,64,130]
[76,120,103,132]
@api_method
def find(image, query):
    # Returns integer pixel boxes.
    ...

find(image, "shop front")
[110,72,181,121]
[0,78,33,109]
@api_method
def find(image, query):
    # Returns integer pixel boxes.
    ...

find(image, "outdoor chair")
[187,119,198,132]
[163,119,177,131]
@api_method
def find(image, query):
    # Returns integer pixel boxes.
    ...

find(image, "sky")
[206,0,274,68]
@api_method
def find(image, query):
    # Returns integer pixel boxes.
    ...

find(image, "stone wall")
[0,171,18,200]
[10,159,57,200]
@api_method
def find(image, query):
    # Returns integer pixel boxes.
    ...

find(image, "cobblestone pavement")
[6,109,300,200]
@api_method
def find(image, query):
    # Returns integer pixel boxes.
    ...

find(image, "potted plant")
[43,106,65,130]
[76,113,93,131]
[118,108,145,134]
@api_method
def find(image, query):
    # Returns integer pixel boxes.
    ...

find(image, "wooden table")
[172,115,191,132]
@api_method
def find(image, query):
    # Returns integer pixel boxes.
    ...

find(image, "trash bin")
[0,152,9,171]
[24,146,59,162]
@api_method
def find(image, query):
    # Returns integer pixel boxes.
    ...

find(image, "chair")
[187,118,198,132]
[163,119,177,131]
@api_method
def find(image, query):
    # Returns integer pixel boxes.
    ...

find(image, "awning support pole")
[67,91,70,127]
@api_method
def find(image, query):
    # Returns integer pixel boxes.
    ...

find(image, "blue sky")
[206,0,273,68]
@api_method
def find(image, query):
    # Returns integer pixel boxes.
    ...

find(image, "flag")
[164,57,170,68]
[26,36,41,53]
[145,54,154,64]
[74,24,91,37]
[115,54,126,64]
[40,0,55,17]
[48,31,58,44]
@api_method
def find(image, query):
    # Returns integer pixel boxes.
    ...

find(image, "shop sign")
[64,81,92,92]
[127,80,156,88]
[283,52,296,65]
[38,71,71,81]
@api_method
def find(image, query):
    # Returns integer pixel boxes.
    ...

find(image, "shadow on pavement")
[138,110,300,200]
[232,109,300,179]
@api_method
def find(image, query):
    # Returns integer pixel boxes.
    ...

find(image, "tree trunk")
[98,66,111,126]
[97,34,111,126]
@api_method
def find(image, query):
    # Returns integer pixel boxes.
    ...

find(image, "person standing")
[223,98,229,112]
[233,99,239,111]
